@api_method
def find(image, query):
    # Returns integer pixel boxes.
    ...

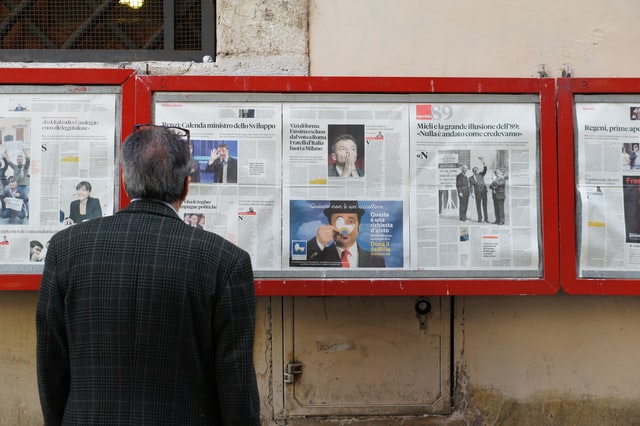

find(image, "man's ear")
[120,168,129,197]
[330,153,337,161]
[181,176,191,202]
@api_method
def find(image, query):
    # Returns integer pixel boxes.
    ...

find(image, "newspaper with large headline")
[410,102,541,274]
[154,101,282,270]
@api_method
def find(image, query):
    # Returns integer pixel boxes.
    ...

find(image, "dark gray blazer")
[37,199,259,425]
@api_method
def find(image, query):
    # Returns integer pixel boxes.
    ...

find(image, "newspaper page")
[410,102,540,276]
[575,100,640,277]
[0,92,117,271]
[282,102,410,273]
[154,101,282,271]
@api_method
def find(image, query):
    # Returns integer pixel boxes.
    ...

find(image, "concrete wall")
[3,0,640,425]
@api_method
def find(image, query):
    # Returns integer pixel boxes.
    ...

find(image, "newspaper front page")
[0,92,117,270]
[575,100,640,278]
[410,102,541,276]
[154,101,282,271]
[282,102,411,273]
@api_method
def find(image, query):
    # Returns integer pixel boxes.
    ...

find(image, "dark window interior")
[0,0,214,62]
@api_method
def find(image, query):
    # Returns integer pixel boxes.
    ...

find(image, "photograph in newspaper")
[0,232,51,264]
[327,125,365,178]
[410,102,540,274]
[623,176,640,244]
[191,139,239,184]
[0,92,117,270]
[177,194,280,270]
[155,101,281,189]
[283,102,410,199]
[60,179,110,226]
[575,102,640,276]
[154,100,282,271]
[288,199,403,269]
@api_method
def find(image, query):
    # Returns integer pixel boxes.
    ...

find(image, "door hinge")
[284,362,304,384]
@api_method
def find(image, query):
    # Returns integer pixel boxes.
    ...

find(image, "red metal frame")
[137,76,559,296]
[0,68,136,291]
[558,78,640,294]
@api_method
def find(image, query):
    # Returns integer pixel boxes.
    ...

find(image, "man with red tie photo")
[304,200,386,268]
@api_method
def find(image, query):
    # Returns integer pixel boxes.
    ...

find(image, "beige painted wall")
[0,292,39,425]
[310,0,640,78]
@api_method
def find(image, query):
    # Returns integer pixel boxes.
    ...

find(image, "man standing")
[469,158,489,223]
[206,143,238,183]
[490,169,508,225]
[36,126,259,425]
[303,200,385,268]
[1,178,28,223]
[2,148,30,195]
[328,134,364,177]
[456,164,471,221]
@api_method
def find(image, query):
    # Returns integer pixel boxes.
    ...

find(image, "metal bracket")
[284,362,304,384]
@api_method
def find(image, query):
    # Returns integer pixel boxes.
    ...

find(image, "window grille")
[0,0,214,62]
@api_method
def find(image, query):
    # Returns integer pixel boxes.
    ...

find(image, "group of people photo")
[0,147,30,224]
[440,150,510,227]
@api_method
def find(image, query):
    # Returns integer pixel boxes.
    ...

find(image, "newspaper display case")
[0,68,135,290]
[136,76,559,295]
[558,78,640,294]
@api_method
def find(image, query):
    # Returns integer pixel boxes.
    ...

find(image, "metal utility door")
[273,296,451,418]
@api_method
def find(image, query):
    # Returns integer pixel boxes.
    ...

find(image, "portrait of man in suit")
[303,200,386,268]
[205,142,238,183]
[490,169,508,225]
[327,124,365,178]
[36,125,259,425]
[456,164,471,221]
[328,134,364,177]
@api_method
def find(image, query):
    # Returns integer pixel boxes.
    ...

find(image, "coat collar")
[121,199,182,220]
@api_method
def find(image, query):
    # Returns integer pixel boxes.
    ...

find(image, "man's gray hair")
[122,126,191,203]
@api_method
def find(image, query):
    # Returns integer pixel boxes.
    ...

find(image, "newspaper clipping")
[576,101,640,277]
[154,101,282,270]
[410,102,540,274]
[282,102,411,270]
[0,93,116,269]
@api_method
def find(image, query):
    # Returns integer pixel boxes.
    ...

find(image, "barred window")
[0,0,215,62]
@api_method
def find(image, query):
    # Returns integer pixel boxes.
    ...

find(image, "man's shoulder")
[52,211,248,261]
